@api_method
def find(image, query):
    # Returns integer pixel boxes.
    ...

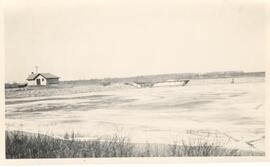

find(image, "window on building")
[42,78,44,81]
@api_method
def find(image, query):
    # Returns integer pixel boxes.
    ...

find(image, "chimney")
[35,66,39,74]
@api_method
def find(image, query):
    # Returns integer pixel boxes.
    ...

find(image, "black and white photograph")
[1,0,269,162]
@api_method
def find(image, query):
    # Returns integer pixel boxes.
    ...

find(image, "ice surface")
[5,77,265,152]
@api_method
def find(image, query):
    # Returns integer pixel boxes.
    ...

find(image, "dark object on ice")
[182,80,189,86]
[132,79,190,88]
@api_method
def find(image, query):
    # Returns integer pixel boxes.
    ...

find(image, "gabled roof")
[26,73,60,81]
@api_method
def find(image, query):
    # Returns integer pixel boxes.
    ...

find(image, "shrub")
[5,131,265,159]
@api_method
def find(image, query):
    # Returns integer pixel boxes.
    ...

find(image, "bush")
[5,131,265,159]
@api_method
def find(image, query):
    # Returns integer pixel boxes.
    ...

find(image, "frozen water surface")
[5,77,265,152]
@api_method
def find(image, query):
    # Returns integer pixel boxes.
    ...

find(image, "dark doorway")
[36,79,41,85]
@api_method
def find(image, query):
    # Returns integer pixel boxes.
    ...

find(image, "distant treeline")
[5,83,28,89]
[62,71,265,85]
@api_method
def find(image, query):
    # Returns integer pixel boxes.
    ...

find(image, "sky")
[4,0,266,82]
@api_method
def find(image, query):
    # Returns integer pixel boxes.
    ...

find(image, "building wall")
[46,78,59,84]
[36,75,47,85]
[27,80,36,86]
[27,75,47,86]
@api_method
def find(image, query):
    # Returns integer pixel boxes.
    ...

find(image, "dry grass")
[5,131,264,159]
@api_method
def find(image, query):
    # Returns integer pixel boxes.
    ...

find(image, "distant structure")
[26,72,60,86]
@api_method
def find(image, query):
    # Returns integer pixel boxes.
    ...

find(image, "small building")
[26,73,60,86]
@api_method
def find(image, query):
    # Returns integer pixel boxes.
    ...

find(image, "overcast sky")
[4,0,266,82]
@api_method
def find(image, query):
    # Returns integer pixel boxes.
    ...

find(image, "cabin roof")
[26,73,59,80]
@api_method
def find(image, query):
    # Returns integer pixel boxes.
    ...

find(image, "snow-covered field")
[5,77,265,152]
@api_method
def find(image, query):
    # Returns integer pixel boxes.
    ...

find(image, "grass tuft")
[5,131,264,159]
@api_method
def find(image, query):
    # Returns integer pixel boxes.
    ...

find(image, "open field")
[5,77,265,156]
